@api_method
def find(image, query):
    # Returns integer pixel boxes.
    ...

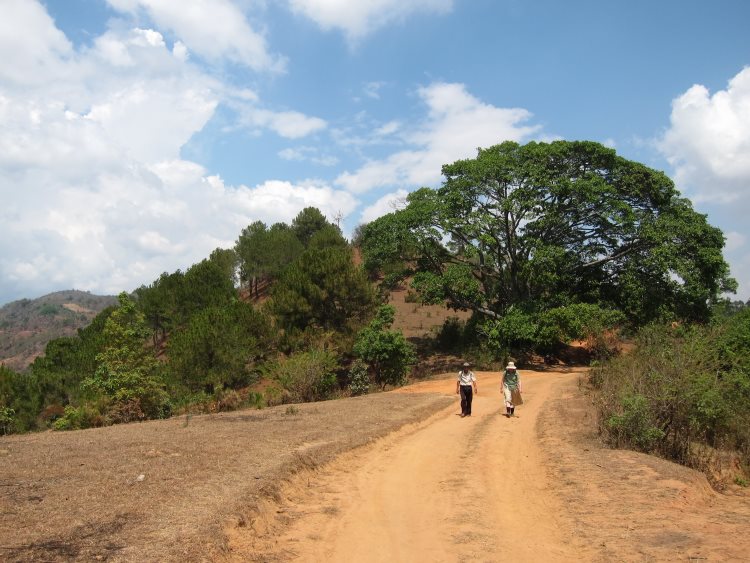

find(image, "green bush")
[481,303,624,360]
[348,359,371,396]
[269,347,340,403]
[592,317,750,472]
[606,394,665,451]
[353,305,416,389]
[53,404,105,431]
[0,406,16,435]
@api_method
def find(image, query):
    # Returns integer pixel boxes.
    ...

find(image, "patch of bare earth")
[386,285,471,341]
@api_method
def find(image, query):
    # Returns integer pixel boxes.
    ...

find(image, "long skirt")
[503,384,523,408]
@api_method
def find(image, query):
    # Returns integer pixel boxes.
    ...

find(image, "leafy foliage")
[353,305,416,389]
[83,292,168,421]
[270,228,377,335]
[348,359,371,396]
[168,301,273,394]
[592,313,750,473]
[235,221,303,297]
[267,347,340,403]
[361,141,735,336]
[291,206,330,247]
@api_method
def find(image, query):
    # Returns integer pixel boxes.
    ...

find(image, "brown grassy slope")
[385,283,471,340]
[0,290,117,372]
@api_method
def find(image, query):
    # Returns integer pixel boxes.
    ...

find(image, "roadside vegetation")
[590,304,750,485]
[2,138,746,490]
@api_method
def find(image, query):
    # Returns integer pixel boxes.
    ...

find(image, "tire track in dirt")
[226,368,750,562]
[228,370,586,562]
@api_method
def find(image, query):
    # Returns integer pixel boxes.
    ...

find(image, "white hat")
[506,361,516,370]
[462,362,470,367]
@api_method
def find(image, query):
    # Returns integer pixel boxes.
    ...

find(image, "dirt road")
[229,370,586,561]
[228,369,750,562]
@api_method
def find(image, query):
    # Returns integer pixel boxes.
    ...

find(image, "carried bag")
[510,387,523,406]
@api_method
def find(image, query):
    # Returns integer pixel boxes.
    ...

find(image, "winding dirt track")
[230,370,586,561]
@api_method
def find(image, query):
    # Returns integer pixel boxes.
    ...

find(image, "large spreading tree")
[361,141,735,327]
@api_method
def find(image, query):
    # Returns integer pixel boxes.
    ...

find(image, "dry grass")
[538,374,750,561]
[0,391,453,562]
[385,285,470,341]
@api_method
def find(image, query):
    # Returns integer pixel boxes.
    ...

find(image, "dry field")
[0,391,453,561]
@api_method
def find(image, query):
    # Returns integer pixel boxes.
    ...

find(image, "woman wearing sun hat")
[502,361,522,417]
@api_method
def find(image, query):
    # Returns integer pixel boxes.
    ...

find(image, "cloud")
[0,0,73,85]
[335,82,541,193]
[0,2,346,304]
[278,146,339,166]
[105,0,286,72]
[658,66,750,204]
[363,81,385,99]
[374,120,401,136]
[288,0,454,40]
[237,108,327,139]
[359,189,409,224]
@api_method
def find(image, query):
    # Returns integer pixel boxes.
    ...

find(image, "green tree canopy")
[235,221,303,297]
[168,301,273,394]
[291,206,330,247]
[361,140,735,326]
[83,292,167,420]
[270,238,377,335]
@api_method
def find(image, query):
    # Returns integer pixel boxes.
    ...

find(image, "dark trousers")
[460,385,473,415]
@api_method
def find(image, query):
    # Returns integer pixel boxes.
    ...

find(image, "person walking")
[456,362,477,417]
[502,361,523,417]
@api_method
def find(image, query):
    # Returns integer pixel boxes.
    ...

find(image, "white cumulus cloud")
[657,67,750,300]
[239,108,327,139]
[0,2,347,304]
[106,0,286,72]
[0,0,73,85]
[658,66,750,204]
[359,189,409,224]
[288,0,454,40]
[335,82,541,193]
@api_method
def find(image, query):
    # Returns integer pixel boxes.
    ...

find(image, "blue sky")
[1,0,749,305]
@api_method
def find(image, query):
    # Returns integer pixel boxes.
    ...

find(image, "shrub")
[269,348,340,403]
[605,393,665,451]
[592,318,750,474]
[353,305,416,389]
[106,399,147,425]
[53,404,105,431]
[0,406,16,435]
[348,359,371,396]
[215,389,243,412]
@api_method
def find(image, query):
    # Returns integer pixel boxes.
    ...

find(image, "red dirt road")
[228,369,750,562]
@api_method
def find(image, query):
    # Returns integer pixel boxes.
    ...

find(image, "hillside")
[0,290,117,372]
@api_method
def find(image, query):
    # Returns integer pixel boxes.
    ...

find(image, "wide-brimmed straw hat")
[462,362,470,367]
[506,361,517,370]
